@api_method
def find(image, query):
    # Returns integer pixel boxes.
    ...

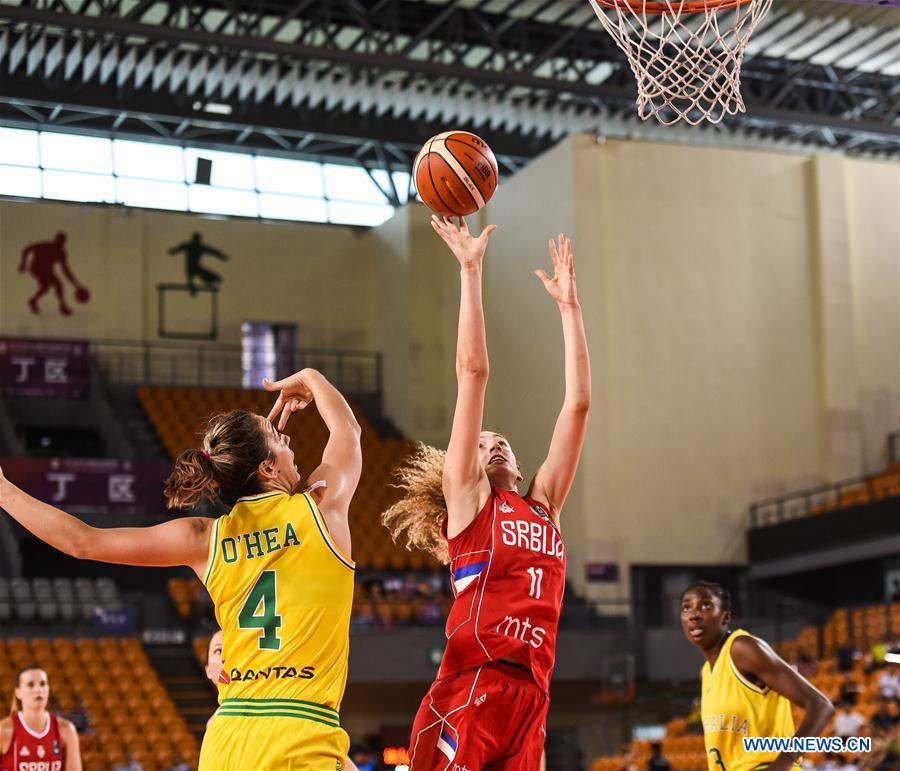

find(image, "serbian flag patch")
[437,728,458,762]
[451,557,488,595]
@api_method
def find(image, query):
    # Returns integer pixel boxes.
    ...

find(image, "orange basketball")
[412,131,499,217]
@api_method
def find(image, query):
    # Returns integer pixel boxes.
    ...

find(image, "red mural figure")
[18,232,91,316]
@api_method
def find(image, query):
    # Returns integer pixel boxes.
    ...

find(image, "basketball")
[413,131,499,217]
[75,286,91,303]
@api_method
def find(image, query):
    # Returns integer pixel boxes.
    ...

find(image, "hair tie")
[202,450,210,459]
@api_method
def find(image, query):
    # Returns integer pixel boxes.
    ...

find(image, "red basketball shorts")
[409,661,549,771]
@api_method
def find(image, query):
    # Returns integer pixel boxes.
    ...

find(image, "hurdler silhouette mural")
[168,232,229,296]
[19,232,91,316]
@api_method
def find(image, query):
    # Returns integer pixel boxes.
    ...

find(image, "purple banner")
[0,338,90,397]
[0,457,174,516]
[585,562,620,582]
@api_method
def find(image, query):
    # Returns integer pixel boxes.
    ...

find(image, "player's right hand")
[431,215,497,269]
[263,371,317,431]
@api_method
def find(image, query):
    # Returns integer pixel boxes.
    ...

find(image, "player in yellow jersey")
[681,582,835,771]
[0,367,362,770]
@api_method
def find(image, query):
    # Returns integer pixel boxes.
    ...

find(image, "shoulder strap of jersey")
[202,515,223,586]
[725,629,770,695]
[302,492,355,571]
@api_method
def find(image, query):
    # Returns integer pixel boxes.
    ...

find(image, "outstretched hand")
[535,233,579,308]
[263,371,316,431]
[431,215,497,269]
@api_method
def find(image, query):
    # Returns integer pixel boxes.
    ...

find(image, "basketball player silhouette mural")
[168,232,229,296]
[19,232,91,316]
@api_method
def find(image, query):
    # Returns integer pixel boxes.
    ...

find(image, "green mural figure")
[168,232,229,297]
[19,231,91,316]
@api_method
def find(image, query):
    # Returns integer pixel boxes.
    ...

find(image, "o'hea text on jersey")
[220,521,301,563]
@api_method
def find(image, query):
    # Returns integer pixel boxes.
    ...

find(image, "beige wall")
[1,137,897,604]
[477,136,898,600]
[0,202,378,350]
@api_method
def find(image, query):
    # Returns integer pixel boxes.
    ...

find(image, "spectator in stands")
[838,754,861,771]
[839,677,863,705]
[349,746,377,771]
[617,748,639,771]
[869,733,900,771]
[833,700,866,739]
[819,752,843,771]
[889,578,900,603]
[647,741,671,771]
[872,701,900,735]
[796,650,818,678]
[837,644,857,673]
[878,670,900,700]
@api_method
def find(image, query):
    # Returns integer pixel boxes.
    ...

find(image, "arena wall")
[1,137,897,606]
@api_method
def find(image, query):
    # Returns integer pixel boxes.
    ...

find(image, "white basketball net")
[588,0,773,125]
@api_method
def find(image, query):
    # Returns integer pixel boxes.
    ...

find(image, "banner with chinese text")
[0,458,173,516]
[0,338,90,397]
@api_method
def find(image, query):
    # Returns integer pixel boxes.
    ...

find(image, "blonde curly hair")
[381,443,450,564]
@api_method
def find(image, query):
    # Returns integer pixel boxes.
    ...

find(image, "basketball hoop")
[589,0,773,125]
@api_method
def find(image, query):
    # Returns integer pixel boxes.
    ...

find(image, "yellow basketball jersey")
[700,629,796,771]
[203,490,354,724]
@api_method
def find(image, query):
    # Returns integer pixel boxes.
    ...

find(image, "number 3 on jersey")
[238,570,282,650]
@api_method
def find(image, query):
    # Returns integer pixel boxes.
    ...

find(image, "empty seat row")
[0,577,121,624]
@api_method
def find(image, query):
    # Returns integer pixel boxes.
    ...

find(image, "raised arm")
[0,466,212,577]
[431,216,496,537]
[264,369,361,554]
[730,635,835,771]
[528,234,591,519]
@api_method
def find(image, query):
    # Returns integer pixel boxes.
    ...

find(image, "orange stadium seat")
[0,636,198,771]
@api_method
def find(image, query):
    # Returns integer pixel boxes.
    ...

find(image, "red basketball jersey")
[0,712,65,771]
[438,487,566,692]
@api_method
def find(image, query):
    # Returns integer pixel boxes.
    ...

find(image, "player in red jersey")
[0,666,81,771]
[384,217,591,770]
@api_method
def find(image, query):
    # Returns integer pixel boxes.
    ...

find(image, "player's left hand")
[535,233,579,308]
[263,371,316,431]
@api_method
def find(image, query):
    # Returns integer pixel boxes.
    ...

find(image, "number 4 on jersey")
[239,570,282,650]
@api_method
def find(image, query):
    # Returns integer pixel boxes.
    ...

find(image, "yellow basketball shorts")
[199,698,349,771]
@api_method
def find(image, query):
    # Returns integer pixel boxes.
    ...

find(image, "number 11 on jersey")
[527,566,544,599]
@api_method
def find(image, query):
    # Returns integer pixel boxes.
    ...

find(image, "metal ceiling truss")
[0,0,897,174]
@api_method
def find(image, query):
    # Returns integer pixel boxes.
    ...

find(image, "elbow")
[456,358,489,381]
[810,694,835,730]
[67,526,94,561]
[566,396,591,415]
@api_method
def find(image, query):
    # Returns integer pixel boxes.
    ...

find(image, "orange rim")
[592,0,751,13]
